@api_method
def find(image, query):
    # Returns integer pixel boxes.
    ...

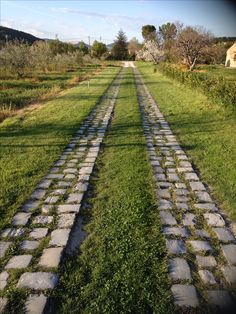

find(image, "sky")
[0,0,236,44]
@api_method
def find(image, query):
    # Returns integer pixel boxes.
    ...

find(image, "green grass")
[195,64,236,81]
[57,68,173,313]
[0,66,119,229]
[137,61,236,220]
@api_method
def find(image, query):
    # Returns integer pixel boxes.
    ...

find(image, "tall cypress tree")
[112,29,128,60]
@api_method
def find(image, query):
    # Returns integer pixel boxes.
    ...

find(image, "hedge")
[158,63,236,107]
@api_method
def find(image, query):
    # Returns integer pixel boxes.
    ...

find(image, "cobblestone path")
[0,70,123,313]
[134,67,236,311]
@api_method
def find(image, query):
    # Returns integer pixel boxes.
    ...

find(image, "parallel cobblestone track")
[134,67,236,311]
[0,69,123,313]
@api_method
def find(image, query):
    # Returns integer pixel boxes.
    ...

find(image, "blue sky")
[1,0,236,44]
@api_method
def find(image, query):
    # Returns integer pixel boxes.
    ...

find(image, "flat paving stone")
[171,284,199,307]
[22,200,40,212]
[57,204,81,214]
[175,183,187,189]
[195,229,210,239]
[175,188,189,196]
[17,272,58,290]
[157,189,171,199]
[33,215,53,225]
[57,181,72,188]
[188,240,212,252]
[154,173,166,181]
[159,211,177,225]
[47,174,64,179]
[212,228,235,243]
[175,195,189,203]
[221,244,236,265]
[204,213,225,227]
[31,189,47,200]
[0,242,11,258]
[39,247,63,268]
[57,214,76,228]
[179,161,192,168]
[73,182,89,192]
[1,228,24,238]
[0,298,7,312]
[29,228,48,239]
[163,227,189,238]
[195,192,213,203]
[44,196,59,204]
[206,290,234,309]
[0,271,9,290]
[79,166,93,175]
[51,189,67,196]
[168,173,180,182]
[182,213,196,226]
[221,265,236,284]
[194,203,218,212]
[12,212,31,226]
[189,181,206,191]
[176,203,189,210]
[64,174,76,180]
[21,240,39,251]
[185,173,199,181]
[25,294,47,314]
[63,168,77,174]
[196,255,217,268]
[49,229,70,247]
[169,258,192,281]
[159,199,172,210]
[177,167,193,173]
[199,269,216,285]
[66,193,83,204]
[41,205,53,214]
[5,255,32,269]
[166,239,186,254]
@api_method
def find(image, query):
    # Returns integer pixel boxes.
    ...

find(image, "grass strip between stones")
[0,66,119,229]
[137,62,236,222]
[56,68,173,313]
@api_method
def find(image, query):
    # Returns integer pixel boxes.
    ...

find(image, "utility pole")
[88,36,91,56]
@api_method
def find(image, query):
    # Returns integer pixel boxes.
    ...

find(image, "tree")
[177,26,212,71]
[159,22,177,42]
[49,39,76,55]
[136,40,165,63]
[111,30,128,60]
[128,37,141,59]
[142,25,156,41]
[91,40,107,58]
[158,22,178,62]
[30,41,53,73]
[77,41,88,55]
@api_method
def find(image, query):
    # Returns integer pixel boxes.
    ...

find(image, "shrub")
[158,63,236,106]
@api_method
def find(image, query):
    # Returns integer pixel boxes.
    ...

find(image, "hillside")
[0,26,41,44]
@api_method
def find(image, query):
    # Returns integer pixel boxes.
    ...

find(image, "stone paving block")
[1,228,24,238]
[63,168,77,174]
[44,196,59,204]
[5,255,32,269]
[17,272,58,290]
[163,227,189,238]
[57,204,81,214]
[79,166,93,175]
[0,242,11,258]
[38,179,52,189]
[51,189,67,196]
[212,228,235,243]
[64,174,76,180]
[206,290,234,309]
[221,265,236,284]
[85,157,96,163]
[46,174,64,179]
[21,240,39,251]
[175,183,187,189]
[12,212,31,226]
[199,270,216,285]
[175,196,189,203]
[171,284,199,307]
[39,247,63,268]
[194,203,218,212]
[175,188,189,196]
[33,216,53,225]
[31,189,47,200]
[188,240,212,252]
[196,255,217,268]
[0,271,9,290]
[179,161,192,168]
[29,228,48,239]
[25,294,47,314]
[159,199,172,210]
[166,239,186,254]
[189,181,206,191]
[57,181,72,188]
[204,213,225,227]
[169,258,192,281]
[0,298,7,313]
[22,200,40,212]
[157,189,171,199]
[78,174,90,182]
[176,203,189,211]
[49,229,70,247]
[57,214,76,228]
[195,192,213,203]
[66,193,83,204]
[41,205,53,214]
[158,182,173,188]
[185,173,199,181]
[182,213,197,226]
[195,229,210,239]
[177,167,193,173]
[159,211,177,225]
[73,182,89,192]
[154,166,164,174]
[168,173,180,182]
[154,173,166,181]
[221,244,236,265]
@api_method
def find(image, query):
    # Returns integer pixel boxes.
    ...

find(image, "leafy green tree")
[159,23,177,41]
[77,41,88,55]
[111,29,128,60]
[91,40,107,58]
[141,25,156,41]
[49,39,76,55]
[128,37,142,59]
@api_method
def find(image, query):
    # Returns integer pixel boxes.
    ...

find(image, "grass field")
[195,64,236,81]
[57,68,173,313]
[137,61,236,221]
[0,64,104,122]
[0,66,119,230]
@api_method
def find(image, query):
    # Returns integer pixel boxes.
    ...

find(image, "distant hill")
[0,26,42,44]
[106,43,114,51]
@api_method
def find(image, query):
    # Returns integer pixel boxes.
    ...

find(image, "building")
[225,42,236,67]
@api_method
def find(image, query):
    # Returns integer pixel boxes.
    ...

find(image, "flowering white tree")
[136,40,165,63]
